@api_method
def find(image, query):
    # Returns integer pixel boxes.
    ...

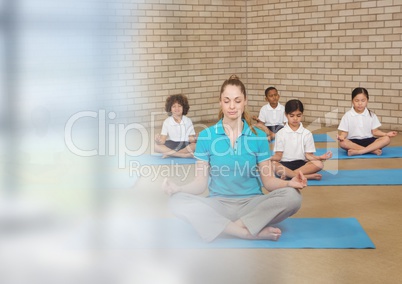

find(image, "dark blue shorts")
[349,137,377,147]
[165,140,190,151]
[267,125,284,134]
[279,160,307,171]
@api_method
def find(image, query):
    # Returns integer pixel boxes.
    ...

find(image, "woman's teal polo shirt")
[194,119,271,198]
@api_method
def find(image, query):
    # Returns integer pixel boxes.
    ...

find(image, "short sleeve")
[258,107,266,123]
[251,128,271,163]
[256,137,271,163]
[338,113,348,132]
[186,118,196,136]
[371,113,381,130]
[194,129,210,162]
[161,118,169,136]
[273,129,285,152]
[304,131,316,153]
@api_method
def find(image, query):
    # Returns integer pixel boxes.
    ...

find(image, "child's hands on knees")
[386,131,398,137]
[336,134,345,142]
[320,151,333,161]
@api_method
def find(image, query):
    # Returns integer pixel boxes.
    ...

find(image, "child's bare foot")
[256,227,282,241]
[348,148,382,156]
[371,149,382,155]
[305,173,322,180]
[348,149,361,156]
[162,151,194,158]
[182,152,195,158]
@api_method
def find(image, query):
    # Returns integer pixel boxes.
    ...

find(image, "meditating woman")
[162,75,306,242]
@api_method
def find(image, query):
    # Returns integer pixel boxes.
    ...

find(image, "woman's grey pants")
[169,187,302,242]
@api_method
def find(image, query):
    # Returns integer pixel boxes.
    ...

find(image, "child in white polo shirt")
[154,94,196,158]
[271,99,332,180]
[337,87,397,156]
[253,87,287,141]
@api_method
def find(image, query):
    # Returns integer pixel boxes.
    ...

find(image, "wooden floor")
[131,126,402,284]
[2,125,401,284]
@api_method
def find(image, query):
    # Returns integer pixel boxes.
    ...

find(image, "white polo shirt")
[274,123,316,162]
[338,107,381,139]
[258,103,287,126]
[161,115,195,142]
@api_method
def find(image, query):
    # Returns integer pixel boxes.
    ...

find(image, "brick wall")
[247,0,402,131]
[112,0,402,131]
[113,0,248,128]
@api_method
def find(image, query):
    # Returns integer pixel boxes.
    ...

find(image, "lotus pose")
[162,75,306,242]
[337,87,397,156]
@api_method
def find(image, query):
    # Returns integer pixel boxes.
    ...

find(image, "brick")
[85,0,400,130]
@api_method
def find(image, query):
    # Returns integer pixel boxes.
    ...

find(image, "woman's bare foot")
[224,221,282,241]
[256,227,282,241]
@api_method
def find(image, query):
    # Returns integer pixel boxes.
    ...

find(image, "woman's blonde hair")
[218,75,256,134]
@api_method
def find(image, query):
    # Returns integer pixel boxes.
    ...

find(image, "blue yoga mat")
[316,146,402,159]
[313,134,335,142]
[126,145,402,165]
[308,168,402,186]
[127,154,196,165]
[272,134,334,142]
[91,217,374,249]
